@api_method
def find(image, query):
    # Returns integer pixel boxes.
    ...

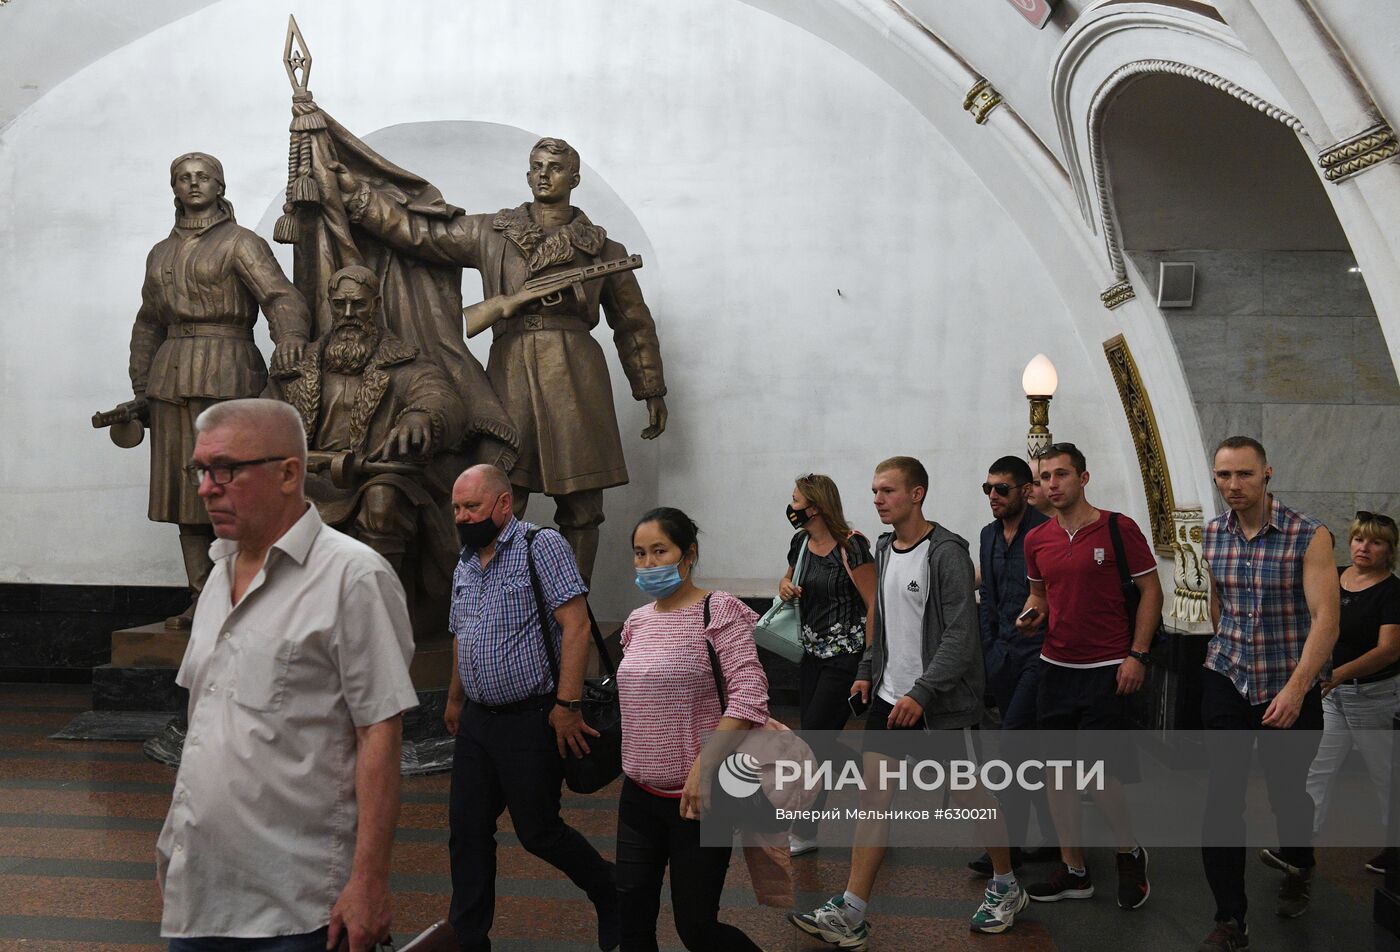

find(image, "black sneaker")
[1198,919,1250,951]
[1027,863,1094,902]
[1366,851,1389,874]
[967,848,1024,877]
[1277,866,1313,918]
[1116,846,1150,910]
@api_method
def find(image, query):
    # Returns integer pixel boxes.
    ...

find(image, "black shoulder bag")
[524,527,623,794]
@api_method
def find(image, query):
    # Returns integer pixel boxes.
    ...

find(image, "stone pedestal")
[93,622,186,712]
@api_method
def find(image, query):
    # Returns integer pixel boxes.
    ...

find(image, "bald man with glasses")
[156,398,418,952]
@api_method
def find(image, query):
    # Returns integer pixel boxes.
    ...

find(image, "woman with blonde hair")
[1304,511,1400,874]
[778,473,877,856]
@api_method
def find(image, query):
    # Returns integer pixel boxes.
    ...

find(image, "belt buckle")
[524,314,542,330]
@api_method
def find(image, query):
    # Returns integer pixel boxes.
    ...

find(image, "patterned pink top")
[618,592,770,794]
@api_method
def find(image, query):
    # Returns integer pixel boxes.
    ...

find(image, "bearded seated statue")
[269,265,469,645]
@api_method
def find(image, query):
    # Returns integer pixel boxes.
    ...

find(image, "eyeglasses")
[982,481,1023,497]
[1356,511,1397,530]
[184,456,286,486]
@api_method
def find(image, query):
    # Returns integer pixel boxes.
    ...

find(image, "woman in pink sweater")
[615,507,770,951]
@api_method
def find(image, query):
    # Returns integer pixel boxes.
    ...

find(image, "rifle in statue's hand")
[91,397,149,448]
[306,450,424,490]
[463,254,643,338]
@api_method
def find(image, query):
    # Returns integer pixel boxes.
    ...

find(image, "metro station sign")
[1005,0,1056,29]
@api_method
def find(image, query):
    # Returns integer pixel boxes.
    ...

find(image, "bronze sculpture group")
[94,21,668,654]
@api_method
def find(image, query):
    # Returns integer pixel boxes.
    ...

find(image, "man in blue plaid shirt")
[443,464,619,952]
[1197,436,1339,952]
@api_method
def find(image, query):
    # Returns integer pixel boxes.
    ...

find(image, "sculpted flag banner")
[280,102,520,466]
[272,97,519,647]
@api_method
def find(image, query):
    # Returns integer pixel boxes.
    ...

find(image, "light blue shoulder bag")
[753,534,808,663]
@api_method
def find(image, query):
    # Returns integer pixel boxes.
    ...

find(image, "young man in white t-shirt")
[789,457,1027,948]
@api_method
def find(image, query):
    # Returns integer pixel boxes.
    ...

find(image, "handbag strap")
[702,593,727,710]
[523,527,615,694]
[792,532,810,588]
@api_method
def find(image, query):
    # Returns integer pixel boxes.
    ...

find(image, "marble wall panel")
[1228,316,1355,404]
[1273,491,1360,562]
[1166,315,1234,403]
[1263,404,1400,494]
[1194,403,1264,464]
[1262,251,1377,317]
[1354,318,1400,405]
[1131,250,1265,316]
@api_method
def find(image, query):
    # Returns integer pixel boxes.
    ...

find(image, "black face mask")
[457,513,502,550]
[786,504,812,529]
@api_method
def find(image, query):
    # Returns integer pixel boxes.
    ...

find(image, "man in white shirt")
[789,456,1025,948]
[156,398,418,952]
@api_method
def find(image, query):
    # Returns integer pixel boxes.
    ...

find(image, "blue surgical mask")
[635,562,686,599]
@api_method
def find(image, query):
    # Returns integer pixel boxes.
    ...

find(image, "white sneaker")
[789,833,819,856]
[787,895,870,950]
[970,880,1028,934]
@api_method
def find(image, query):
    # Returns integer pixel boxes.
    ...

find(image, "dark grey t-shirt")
[787,531,873,658]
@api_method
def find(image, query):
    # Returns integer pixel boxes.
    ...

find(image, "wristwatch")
[1127,650,1153,666]
[554,697,583,711]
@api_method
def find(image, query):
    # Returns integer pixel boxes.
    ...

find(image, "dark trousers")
[1200,669,1324,925]
[615,779,761,952]
[449,702,616,951]
[792,651,862,839]
[169,931,327,952]
[987,654,1054,850]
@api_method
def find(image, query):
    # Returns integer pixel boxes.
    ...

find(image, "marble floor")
[2,682,1397,951]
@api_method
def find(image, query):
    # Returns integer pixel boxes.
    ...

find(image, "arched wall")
[746,0,1219,551]
[1217,0,1400,379]
[0,0,1133,622]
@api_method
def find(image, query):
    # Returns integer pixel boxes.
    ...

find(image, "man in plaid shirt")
[444,464,619,951]
[1197,436,1340,952]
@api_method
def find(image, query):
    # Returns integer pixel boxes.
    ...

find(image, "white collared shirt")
[157,505,418,938]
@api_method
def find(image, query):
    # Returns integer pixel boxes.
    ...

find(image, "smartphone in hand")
[1017,607,1039,622]
[848,692,870,718]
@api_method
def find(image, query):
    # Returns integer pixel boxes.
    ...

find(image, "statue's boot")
[557,526,600,590]
[166,524,215,630]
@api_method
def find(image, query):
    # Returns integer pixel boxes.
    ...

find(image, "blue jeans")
[169,928,328,952]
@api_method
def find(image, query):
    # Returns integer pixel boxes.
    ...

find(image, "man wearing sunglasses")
[156,399,418,952]
[967,457,1053,878]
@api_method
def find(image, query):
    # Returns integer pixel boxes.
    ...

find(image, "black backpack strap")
[1106,514,1137,628]
[523,527,561,691]
[701,593,727,710]
[523,527,615,694]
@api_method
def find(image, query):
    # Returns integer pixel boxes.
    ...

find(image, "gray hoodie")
[856,523,985,729]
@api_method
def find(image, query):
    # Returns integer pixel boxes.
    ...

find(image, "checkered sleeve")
[534,529,589,610]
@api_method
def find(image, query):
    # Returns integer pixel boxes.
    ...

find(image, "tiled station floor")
[2,682,1397,951]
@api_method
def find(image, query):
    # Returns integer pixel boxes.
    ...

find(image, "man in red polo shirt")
[1015,443,1163,911]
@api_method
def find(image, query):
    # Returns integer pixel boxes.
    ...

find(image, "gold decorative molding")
[1170,507,1211,629]
[1100,280,1135,310]
[963,79,1003,125]
[1103,334,1175,552]
[1319,123,1398,183]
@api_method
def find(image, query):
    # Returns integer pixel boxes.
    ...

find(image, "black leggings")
[792,651,862,838]
[615,778,761,952]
